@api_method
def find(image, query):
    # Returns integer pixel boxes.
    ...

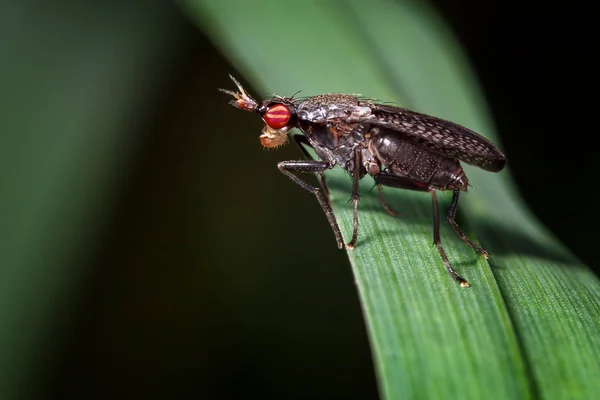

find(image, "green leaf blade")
[184,0,600,398]
[331,180,531,399]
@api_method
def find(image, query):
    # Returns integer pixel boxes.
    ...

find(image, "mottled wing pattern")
[370,105,506,172]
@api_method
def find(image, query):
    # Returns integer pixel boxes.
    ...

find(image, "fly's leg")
[277,160,344,249]
[346,147,362,250]
[374,173,469,287]
[293,135,330,197]
[374,174,430,192]
[431,191,470,287]
[376,184,401,217]
[447,190,488,258]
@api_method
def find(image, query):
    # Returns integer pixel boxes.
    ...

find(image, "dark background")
[9,0,594,398]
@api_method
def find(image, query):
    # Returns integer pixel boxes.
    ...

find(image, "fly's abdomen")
[371,130,468,191]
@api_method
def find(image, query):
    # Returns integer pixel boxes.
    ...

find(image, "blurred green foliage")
[1,0,598,399]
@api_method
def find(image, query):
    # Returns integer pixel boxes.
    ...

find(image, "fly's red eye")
[264,104,291,129]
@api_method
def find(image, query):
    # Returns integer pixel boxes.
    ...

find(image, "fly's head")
[256,99,297,148]
[220,75,297,149]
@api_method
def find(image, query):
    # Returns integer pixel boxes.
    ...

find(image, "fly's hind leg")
[431,190,470,287]
[447,190,488,258]
[376,184,401,217]
[374,173,470,287]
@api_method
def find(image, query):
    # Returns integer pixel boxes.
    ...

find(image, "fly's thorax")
[297,94,373,124]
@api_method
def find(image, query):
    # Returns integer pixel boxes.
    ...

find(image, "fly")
[220,75,506,287]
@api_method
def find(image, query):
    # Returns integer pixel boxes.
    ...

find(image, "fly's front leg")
[293,135,330,197]
[277,160,344,249]
[346,147,362,250]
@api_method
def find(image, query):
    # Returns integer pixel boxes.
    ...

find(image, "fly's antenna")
[219,75,259,112]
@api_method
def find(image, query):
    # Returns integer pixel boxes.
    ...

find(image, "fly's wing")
[370,104,506,172]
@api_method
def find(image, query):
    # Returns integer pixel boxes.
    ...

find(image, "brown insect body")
[220,75,506,287]
[294,94,471,192]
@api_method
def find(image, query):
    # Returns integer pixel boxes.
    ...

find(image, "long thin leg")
[374,173,430,192]
[346,147,362,250]
[447,190,488,258]
[293,135,330,197]
[376,184,401,217]
[431,190,470,287]
[374,172,469,286]
[277,160,344,249]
